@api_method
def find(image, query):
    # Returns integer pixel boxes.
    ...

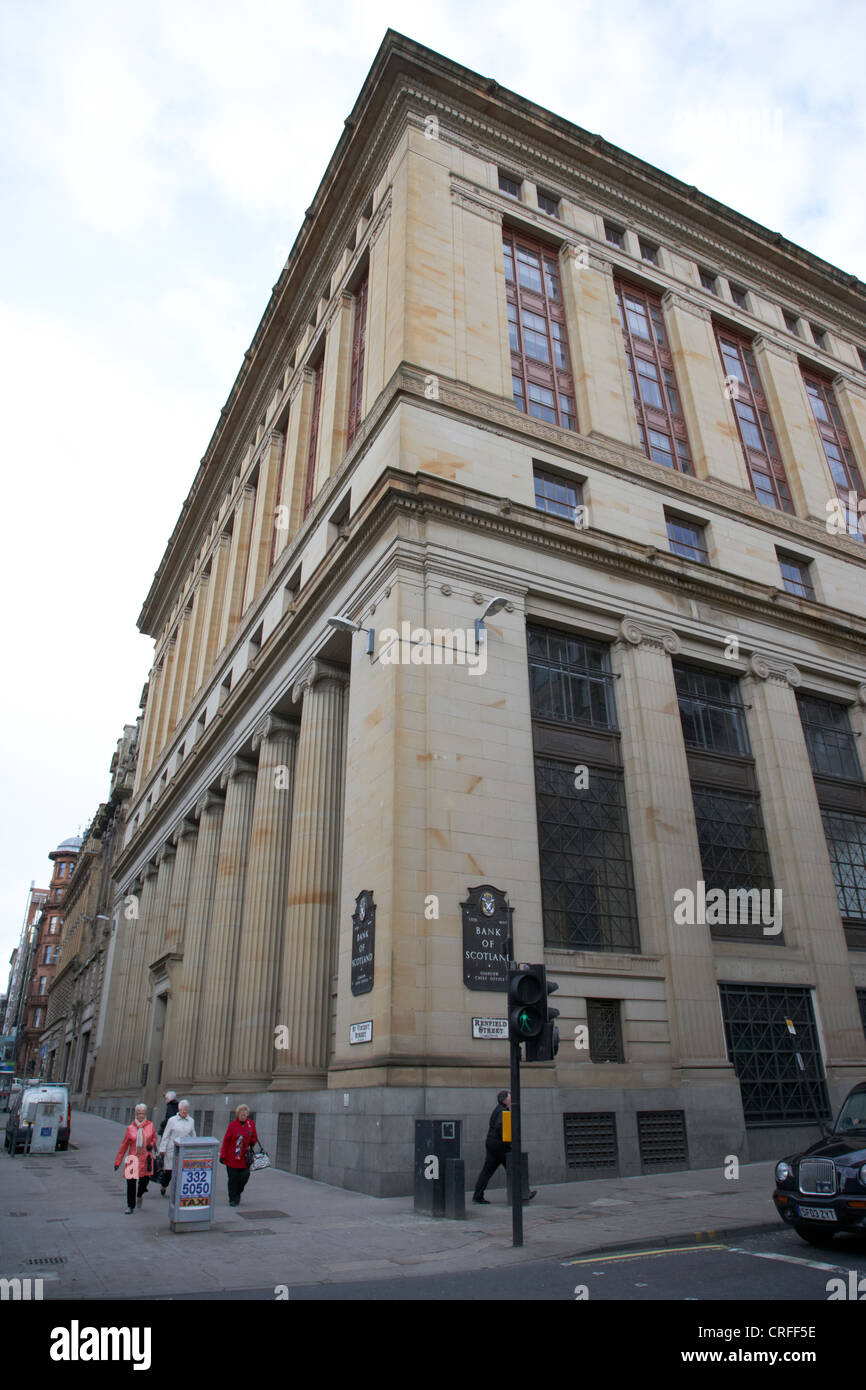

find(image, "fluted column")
[156,820,198,1089]
[148,842,176,964]
[100,876,143,1087]
[117,863,158,1090]
[195,758,258,1084]
[273,659,348,1082]
[172,792,225,1087]
[228,716,299,1084]
[612,619,732,1076]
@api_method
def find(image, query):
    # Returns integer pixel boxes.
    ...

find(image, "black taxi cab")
[773,1081,866,1245]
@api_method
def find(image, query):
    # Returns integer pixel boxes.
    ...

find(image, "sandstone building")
[11,840,80,1077]
[93,32,866,1193]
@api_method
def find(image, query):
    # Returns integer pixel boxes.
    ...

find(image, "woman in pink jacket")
[114,1103,158,1214]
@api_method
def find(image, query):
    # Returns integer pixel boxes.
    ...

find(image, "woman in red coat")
[219,1104,259,1207]
[114,1103,158,1214]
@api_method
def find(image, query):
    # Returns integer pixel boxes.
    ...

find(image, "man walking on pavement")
[472,1089,536,1204]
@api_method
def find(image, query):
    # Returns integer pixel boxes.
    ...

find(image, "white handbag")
[251,1146,270,1172]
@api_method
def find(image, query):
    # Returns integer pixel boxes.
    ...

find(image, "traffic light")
[507,965,546,1047]
[524,968,559,1062]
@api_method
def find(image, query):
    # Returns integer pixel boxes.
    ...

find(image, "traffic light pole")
[510,1034,523,1248]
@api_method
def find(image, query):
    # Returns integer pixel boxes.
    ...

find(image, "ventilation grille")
[275,1113,294,1171]
[637,1110,688,1170]
[563,1112,619,1172]
[296,1113,315,1178]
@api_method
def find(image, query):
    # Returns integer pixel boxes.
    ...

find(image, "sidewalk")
[0,1110,780,1298]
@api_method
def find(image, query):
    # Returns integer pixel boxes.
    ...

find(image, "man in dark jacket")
[472,1090,511,1203]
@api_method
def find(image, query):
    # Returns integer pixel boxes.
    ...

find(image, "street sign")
[472,1017,508,1039]
[350,1021,373,1044]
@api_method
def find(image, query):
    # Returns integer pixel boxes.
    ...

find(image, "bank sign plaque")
[351,889,375,996]
[461,883,512,991]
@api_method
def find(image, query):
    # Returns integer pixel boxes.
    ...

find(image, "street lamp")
[327,614,375,657]
[474,596,510,652]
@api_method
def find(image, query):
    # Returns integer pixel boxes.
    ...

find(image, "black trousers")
[227,1166,251,1202]
[126,1176,150,1207]
[160,1166,172,1192]
[473,1143,509,1198]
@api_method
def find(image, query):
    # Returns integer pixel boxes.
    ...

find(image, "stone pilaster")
[148,841,176,965]
[561,247,638,446]
[742,654,866,1073]
[99,877,143,1088]
[164,820,198,955]
[171,792,225,1087]
[612,619,733,1078]
[752,336,828,519]
[117,862,158,1090]
[195,758,258,1085]
[228,716,299,1084]
[272,659,348,1084]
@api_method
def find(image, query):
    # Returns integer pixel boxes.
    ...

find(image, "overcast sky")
[1,0,864,969]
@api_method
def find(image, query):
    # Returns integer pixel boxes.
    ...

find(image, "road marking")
[563,1244,727,1266]
[726,1246,854,1274]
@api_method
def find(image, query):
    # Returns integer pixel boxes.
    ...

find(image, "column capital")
[745,651,802,687]
[661,289,711,323]
[143,861,159,881]
[219,755,258,790]
[292,658,350,704]
[194,789,225,819]
[752,334,796,363]
[252,713,298,753]
[617,616,681,655]
[156,842,176,866]
[171,818,199,846]
[856,682,866,707]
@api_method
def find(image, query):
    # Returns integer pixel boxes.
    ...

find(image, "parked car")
[773,1081,866,1245]
[3,1083,71,1153]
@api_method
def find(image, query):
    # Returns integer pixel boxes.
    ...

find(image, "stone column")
[272,659,348,1083]
[100,877,142,1088]
[742,653,866,1075]
[117,863,158,1090]
[662,290,750,491]
[195,533,232,693]
[171,792,225,1087]
[561,248,638,447]
[148,842,176,965]
[227,716,299,1084]
[195,757,258,1085]
[217,486,257,652]
[752,336,829,519]
[164,820,198,955]
[612,619,733,1079]
[242,432,285,613]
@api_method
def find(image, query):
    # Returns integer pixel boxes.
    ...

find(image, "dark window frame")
[777,550,815,600]
[346,270,368,449]
[617,280,693,474]
[503,227,576,431]
[665,512,708,564]
[716,328,794,513]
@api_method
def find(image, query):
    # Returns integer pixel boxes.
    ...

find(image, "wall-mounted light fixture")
[327,614,375,658]
[474,596,509,652]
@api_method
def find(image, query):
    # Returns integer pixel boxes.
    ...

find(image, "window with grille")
[665,513,708,564]
[637,1110,688,1169]
[503,228,576,430]
[537,189,559,216]
[296,1113,315,1178]
[527,627,617,729]
[719,984,831,1124]
[673,664,750,757]
[563,1112,619,1172]
[797,695,861,781]
[346,271,368,448]
[534,468,583,521]
[275,1113,294,1171]
[820,809,866,924]
[777,551,815,600]
[616,281,692,473]
[690,783,775,904]
[716,330,794,512]
[529,624,639,953]
[303,357,323,517]
[802,372,864,523]
[587,999,624,1062]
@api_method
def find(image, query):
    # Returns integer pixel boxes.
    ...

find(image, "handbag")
[251,1145,270,1172]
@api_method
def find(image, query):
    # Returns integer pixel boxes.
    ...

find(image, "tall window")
[719,985,830,1125]
[617,283,692,472]
[303,358,323,517]
[674,663,776,939]
[503,229,576,430]
[529,626,639,953]
[346,271,368,449]
[797,692,866,949]
[802,372,864,509]
[716,329,794,513]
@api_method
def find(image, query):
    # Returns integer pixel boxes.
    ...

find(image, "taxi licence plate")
[797,1205,836,1222]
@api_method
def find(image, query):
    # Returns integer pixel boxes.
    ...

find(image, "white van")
[4,1083,71,1153]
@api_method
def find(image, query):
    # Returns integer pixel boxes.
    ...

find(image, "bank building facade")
[92,31,866,1194]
